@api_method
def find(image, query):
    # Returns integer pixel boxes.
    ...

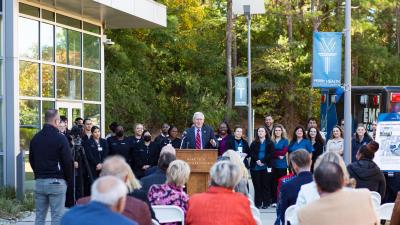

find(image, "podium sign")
[176,149,217,195]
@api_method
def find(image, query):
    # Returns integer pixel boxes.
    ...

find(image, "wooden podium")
[176,149,217,196]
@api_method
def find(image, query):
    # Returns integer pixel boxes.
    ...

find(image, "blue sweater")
[273,139,289,169]
[288,139,314,153]
[61,201,137,225]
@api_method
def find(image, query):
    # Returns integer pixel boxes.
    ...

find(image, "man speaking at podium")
[183,112,218,149]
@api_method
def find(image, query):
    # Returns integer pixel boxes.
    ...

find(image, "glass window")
[55,27,67,64]
[0,0,2,12]
[42,64,54,97]
[41,101,54,125]
[68,30,81,66]
[83,22,100,34]
[57,14,81,29]
[84,103,100,126]
[41,23,54,62]
[83,34,100,70]
[56,67,82,100]
[19,3,40,18]
[20,100,40,152]
[19,61,39,96]
[42,9,55,21]
[19,17,39,59]
[84,71,101,101]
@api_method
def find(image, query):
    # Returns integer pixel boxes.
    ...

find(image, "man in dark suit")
[182,112,217,149]
[62,176,137,225]
[278,149,313,224]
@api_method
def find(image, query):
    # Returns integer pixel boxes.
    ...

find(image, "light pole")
[343,0,352,164]
[233,0,265,143]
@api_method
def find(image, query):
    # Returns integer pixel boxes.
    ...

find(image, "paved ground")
[2,208,276,225]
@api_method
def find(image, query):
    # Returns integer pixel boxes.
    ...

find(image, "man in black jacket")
[29,109,73,225]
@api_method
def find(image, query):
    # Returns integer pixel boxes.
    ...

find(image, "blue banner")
[312,32,342,88]
[235,77,247,106]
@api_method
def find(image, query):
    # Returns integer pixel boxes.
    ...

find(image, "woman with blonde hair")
[148,160,191,225]
[222,150,249,195]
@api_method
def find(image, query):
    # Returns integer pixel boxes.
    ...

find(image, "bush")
[0,187,35,219]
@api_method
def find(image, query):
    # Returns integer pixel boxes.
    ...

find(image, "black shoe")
[261,205,269,209]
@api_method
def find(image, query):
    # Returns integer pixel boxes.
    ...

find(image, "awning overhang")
[28,0,167,29]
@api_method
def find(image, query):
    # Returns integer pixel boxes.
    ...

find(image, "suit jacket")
[140,168,167,194]
[183,125,217,149]
[298,189,379,225]
[279,171,313,223]
[186,186,256,225]
[61,201,138,225]
[76,197,150,225]
[248,140,275,168]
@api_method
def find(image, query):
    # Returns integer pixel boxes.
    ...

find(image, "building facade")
[1,0,166,188]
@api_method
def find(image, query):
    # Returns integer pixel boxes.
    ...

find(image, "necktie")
[195,128,201,149]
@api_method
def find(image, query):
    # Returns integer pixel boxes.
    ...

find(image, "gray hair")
[45,109,59,123]
[210,161,241,189]
[100,155,142,191]
[192,112,205,121]
[91,176,127,206]
[160,144,176,156]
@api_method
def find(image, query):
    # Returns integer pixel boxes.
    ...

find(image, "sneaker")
[271,203,277,208]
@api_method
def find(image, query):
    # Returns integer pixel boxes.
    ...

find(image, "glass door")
[55,101,83,129]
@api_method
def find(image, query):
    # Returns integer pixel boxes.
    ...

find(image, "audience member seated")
[141,151,176,194]
[186,161,256,225]
[222,150,250,196]
[144,144,176,176]
[296,151,353,208]
[278,149,313,224]
[347,141,386,199]
[148,160,191,225]
[61,176,137,225]
[77,156,152,225]
[391,191,400,225]
[298,162,379,225]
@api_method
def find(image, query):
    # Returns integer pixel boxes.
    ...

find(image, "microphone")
[180,131,187,149]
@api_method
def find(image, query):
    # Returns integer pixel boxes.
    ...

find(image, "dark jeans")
[251,169,272,207]
[272,168,288,203]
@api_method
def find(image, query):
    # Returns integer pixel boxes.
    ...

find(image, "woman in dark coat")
[347,141,386,199]
[132,130,160,179]
[307,127,325,171]
[84,126,109,179]
[249,127,275,209]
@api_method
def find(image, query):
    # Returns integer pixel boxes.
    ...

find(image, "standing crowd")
[29,109,398,225]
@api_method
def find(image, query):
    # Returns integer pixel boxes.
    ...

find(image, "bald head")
[100,156,130,180]
[91,176,127,208]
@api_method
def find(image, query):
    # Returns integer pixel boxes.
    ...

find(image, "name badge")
[267,167,272,173]
[98,147,103,152]
[238,146,243,153]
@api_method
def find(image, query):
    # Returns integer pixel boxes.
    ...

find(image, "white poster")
[374,113,400,171]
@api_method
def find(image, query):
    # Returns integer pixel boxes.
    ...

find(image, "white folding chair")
[378,203,395,220]
[152,205,185,224]
[151,219,160,225]
[284,205,297,225]
[370,191,382,204]
[250,206,262,225]
[371,195,381,211]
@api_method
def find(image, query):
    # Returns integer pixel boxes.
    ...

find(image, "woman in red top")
[186,161,257,225]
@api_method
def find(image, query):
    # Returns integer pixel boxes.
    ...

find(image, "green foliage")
[104,0,400,132]
[0,187,34,219]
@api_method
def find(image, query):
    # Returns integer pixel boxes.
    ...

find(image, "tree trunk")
[308,0,321,119]
[286,0,293,42]
[232,15,238,72]
[225,0,233,122]
[396,4,400,56]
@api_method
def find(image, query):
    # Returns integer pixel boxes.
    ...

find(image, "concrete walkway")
[5,207,276,225]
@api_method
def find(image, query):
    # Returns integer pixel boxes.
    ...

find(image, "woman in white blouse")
[326,125,344,156]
